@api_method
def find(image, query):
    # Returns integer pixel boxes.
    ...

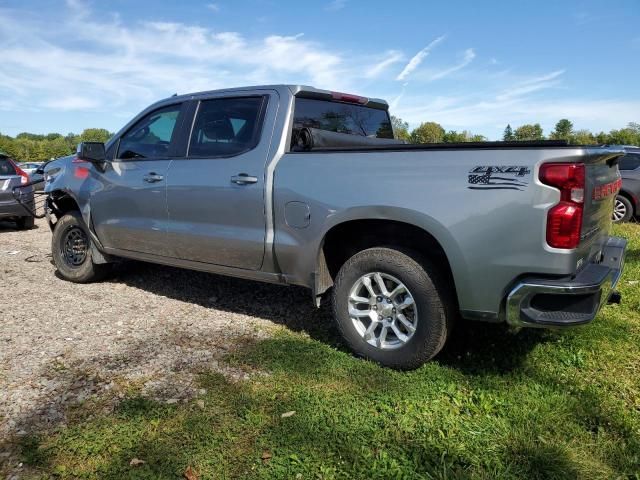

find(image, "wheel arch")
[48,190,82,219]
[47,189,110,263]
[313,207,467,306]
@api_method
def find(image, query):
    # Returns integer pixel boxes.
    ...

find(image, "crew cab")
[42,85,627,369]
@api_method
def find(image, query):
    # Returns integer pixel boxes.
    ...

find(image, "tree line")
[392,116,640,146]
[1,118,639,163]
[0,129,112,163]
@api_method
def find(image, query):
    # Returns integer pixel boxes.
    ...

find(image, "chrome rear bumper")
[506,236,626,328]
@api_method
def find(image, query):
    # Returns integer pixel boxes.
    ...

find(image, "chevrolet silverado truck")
[42,85,627,369]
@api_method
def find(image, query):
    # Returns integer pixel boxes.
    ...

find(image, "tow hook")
[608,290,622,305]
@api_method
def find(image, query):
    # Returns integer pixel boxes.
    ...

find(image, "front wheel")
[332,247,454,370]
[51,211,110,283]
[612,195,633,223]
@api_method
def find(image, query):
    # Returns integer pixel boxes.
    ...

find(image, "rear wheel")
[332,247,454,370]
[16,216,34,230]
[612,195,633,223]
[52,211,110,283]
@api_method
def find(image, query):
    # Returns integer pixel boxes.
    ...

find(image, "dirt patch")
[0,218,331,442]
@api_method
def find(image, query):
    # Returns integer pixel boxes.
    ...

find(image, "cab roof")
[164,85,389,111]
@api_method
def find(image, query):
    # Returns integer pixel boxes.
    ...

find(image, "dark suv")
[613,147,640,223]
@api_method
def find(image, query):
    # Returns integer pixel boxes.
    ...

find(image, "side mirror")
[35,167,44,175]
[77,142,106,164]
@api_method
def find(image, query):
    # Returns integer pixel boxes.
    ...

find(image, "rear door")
[90,102,188,256]
[164,92,273,269]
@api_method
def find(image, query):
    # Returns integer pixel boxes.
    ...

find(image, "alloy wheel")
[347,272,418,350]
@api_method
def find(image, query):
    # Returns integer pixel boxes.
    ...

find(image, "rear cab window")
[292,97,393,140]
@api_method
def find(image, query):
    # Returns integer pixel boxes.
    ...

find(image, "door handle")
[143,173,164,183]
[231,173,258,185]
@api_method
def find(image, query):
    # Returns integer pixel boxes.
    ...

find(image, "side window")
[188,96,265,157]
[117,104,182,160]
[619,154,640,171]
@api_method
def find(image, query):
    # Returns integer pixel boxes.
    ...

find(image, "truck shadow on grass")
[109,260,553,374]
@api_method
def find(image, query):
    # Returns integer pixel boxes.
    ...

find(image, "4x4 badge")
[468,166,531,191]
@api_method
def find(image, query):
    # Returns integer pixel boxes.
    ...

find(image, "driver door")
[90,102,188,256]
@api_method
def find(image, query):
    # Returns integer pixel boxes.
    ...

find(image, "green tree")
[608,125,640,146]
[569,130,597,145]
[410,122,445,144]
[595,131,610,144]
[442,130,466,143]
[390,116,410,141]
[551,119,573,140]
[79,128,112,143]
[442,130,487,143]
[503,124,514,141]
[514,123,544,141]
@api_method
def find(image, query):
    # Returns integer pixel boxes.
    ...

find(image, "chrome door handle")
[143,173,164,183]
[231,173,258,185]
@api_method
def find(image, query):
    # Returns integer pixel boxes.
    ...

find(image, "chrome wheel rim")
[348,272,418,350]
[61,226,88,267]
[612,198,627,222]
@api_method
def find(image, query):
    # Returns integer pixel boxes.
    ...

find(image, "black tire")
[51,211,110,283]
[332,247,454,370]
[16,216,34,230]
[613,195,633,223]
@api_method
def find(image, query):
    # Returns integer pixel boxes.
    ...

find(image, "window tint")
[117,104,182,159]
[0,158,17,176]
[293,98,393,139]
[619,153,640,171]
[189,97,265,157]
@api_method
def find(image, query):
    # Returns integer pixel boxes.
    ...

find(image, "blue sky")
[0,0,638,139]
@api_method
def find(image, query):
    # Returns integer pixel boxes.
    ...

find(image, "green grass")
[7,224,640,479]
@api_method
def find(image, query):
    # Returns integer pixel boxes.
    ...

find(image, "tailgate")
[0,175,21,203]
[578,148,624,264]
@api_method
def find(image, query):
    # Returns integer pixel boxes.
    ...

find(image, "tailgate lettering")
[593,178,622,200]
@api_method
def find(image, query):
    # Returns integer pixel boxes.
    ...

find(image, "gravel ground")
[0,217,330,450]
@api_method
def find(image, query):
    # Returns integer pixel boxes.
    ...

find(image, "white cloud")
[325,0,347,11]
[496,69,565,101]
[396,36,445,81]
[0,4,357,114]
[42,96,101,111]
[207,3,220,12]
[365,51,404,78]
[427,48,475,81]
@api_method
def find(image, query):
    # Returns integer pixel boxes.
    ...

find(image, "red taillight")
[9,159,29,185]
[539,163,585,249]
[331,91,368,104]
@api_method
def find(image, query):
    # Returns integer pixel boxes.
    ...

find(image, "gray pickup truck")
[42,85,627,369]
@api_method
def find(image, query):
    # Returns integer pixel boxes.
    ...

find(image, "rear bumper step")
[506,236,626,328]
